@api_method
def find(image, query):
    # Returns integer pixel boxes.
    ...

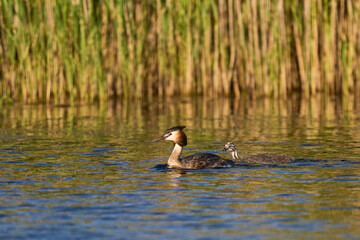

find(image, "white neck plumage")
[231,148,241,160]
[167,143,183,168]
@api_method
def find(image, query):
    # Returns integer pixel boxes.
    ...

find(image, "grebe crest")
[162,126,187,147]
[153,126,234,169]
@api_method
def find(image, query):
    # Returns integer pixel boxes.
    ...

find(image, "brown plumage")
[180,153,234,169]
[223,142,293,164]
[238,153,293,164]
[153,126,234,169]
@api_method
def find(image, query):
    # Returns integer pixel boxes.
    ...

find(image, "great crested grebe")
[153,126,234,169]
[223,142,293,164]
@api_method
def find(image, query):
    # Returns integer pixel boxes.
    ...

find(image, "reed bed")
[0,0,359,104]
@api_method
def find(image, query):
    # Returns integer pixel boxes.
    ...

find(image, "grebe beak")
[152,132,171,142]
[152,135,166,142]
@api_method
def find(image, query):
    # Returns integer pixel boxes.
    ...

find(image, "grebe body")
[224,142,293,164]
[153,126,234,169]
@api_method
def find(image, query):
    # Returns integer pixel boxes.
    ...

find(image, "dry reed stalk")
[234,0,247,97]
[200,3,212,98]
[114,2,125,98]
[193,3,201,95]
[291,0,308,98]
[166,0,176,97]
[343,0,353,94]
[350,1,360,96]
[227,0,236,97]
[250,0,262,97]
[303,0,311,95]
[156,0,163,97]
[213,3,220,97]
[123,2,134,99]
[218,0,227,96]
[278,0,291,97]
[311,1,320,94]
[245,0,255,97]
[327,0,337,95]
[185,2,193,95]
[260,0,269,97]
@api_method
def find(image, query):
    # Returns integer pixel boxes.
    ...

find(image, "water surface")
[1,97,360,239]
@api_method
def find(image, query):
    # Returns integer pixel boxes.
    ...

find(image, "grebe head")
[152,126,187,146]
[223,142,237,152]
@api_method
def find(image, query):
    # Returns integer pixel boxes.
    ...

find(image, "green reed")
[0,0,360,104]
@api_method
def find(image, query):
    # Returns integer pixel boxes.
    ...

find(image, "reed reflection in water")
[0,96,360,239]
[1,94,360,151]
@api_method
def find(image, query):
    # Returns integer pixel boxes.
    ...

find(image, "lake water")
[1,96,360,239]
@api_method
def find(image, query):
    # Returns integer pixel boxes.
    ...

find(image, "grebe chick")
[223,142,293,164]
[153,126,234,169]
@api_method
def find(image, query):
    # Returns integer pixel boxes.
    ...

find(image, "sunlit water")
[1,96,360,239]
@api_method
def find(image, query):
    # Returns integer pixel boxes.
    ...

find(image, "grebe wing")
[181,153,234,169]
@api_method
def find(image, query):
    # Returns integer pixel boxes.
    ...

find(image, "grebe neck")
[168,143,183,168]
